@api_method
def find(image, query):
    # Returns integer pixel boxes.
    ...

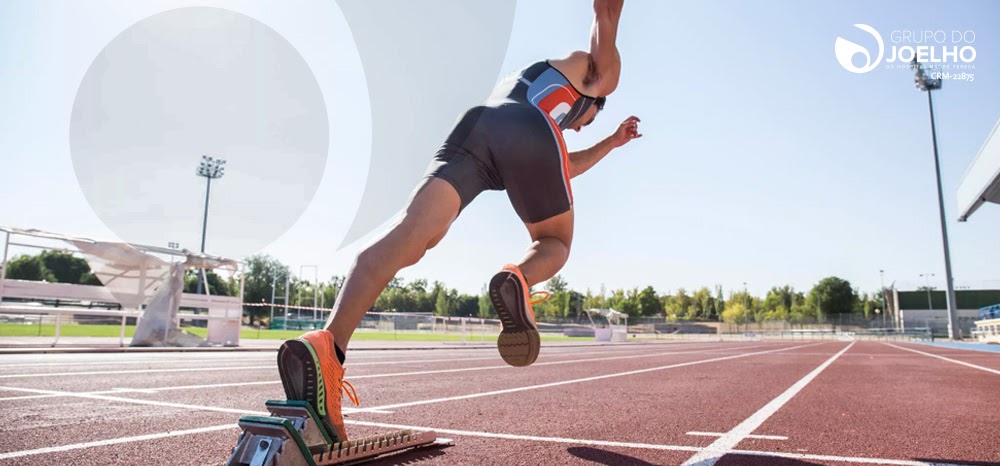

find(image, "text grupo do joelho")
[887,30,977,63]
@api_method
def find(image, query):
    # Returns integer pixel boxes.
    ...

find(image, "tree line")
[4,252,886,325]
[3,250,237,296]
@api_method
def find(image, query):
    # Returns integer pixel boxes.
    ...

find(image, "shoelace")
[341,379,360,407]
[530,291,551,305]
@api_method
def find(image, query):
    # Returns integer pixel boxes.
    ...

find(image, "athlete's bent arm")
[548,0,624,98]
[569,115,641,179]
[587,0,624,95]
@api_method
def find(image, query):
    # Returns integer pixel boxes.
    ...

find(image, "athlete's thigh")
[491,105,573,225]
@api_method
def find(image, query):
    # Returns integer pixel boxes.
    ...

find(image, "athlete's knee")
[406,230,447,267]
[425,227,449,251]
[539,236,571,262]
[395,218,446,267]
[354,242,385,272]
[354,222,418,270]
[402,239,430,267]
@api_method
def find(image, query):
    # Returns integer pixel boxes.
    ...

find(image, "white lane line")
[0,354,506,377]
[117,380,278,393]
[111,387,158,394]
[0,393,60,401]
[0,382,280,402]
[0,365,275,379]
[345,344,731,369]
[726,448,963,466]
[0,344,757,402]
[685,431,787,441]
[346,419,698,452]
[0,416,961,466]
[0,385,269,415]
[680,342,855,466]
[885,343,1000,376]
[347,343,768,381]
[0,341,756,366]
[0,423,238,461]
[0,344,802,415]
[347,420,961,466]
[0,384,389,415]
[347,346,698,367]
[357,343,824,413]
[0,344,721,379]
[0,358,275,369]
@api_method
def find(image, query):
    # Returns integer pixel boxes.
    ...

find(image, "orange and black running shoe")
[489,264,549,367]
[276,330,358,443]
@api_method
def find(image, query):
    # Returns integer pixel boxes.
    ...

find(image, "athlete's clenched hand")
[610,116,642,148]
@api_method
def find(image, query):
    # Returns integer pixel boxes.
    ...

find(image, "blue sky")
[1,0,998,297]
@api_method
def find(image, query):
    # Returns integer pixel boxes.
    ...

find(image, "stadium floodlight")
[195,155,226,295]
[911,59,959,340]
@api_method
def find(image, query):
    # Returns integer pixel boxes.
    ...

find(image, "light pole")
[743,282,749,335]
[196,155,226,295]
[879,269,887,328]
[299,265,319,321]
[911,59,959,340]
[919,273,935,312]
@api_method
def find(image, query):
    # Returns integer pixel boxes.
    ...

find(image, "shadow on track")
[714,455,822,465]
[567,446,660,465]
[718,456,999,466]
[913,460,1000,466]
[361,447,448,465]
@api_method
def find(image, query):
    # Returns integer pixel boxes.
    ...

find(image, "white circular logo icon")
[835,24,884,73]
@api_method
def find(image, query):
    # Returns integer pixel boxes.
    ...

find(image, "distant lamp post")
[743,282,749,335]
[196,155,226,295]
[911,59,959,340]
[919,273,935,312]
[168,242,179,249]
[879,269,887,328]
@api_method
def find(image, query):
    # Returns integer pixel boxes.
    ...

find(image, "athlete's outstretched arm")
[587,0,624,96]
[568,115,641,179]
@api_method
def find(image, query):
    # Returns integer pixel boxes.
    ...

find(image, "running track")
[0,340,997,465]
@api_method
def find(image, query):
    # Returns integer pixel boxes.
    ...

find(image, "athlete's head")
[570,97,606,132]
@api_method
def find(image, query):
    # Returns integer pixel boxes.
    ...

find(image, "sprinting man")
[277,0,639,442]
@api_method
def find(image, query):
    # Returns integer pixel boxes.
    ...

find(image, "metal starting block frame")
[225,400,452,466]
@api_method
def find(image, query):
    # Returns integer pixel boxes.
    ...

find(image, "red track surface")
[0,340,998,465]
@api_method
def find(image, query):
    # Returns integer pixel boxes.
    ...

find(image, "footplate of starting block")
[225,400,451,466]
[314,430,453,465]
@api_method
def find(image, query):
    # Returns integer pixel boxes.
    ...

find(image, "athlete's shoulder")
[549,51,591,70]
[547,51,598,93]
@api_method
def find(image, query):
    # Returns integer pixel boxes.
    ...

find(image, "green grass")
[0,322,137,337]
[0,323,591,343]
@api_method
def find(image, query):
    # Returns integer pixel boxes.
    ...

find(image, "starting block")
[225,400,452,466]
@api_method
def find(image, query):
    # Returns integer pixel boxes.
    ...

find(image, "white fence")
[0,279,241,347]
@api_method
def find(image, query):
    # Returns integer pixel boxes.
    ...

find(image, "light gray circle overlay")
[70,7,328,258]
